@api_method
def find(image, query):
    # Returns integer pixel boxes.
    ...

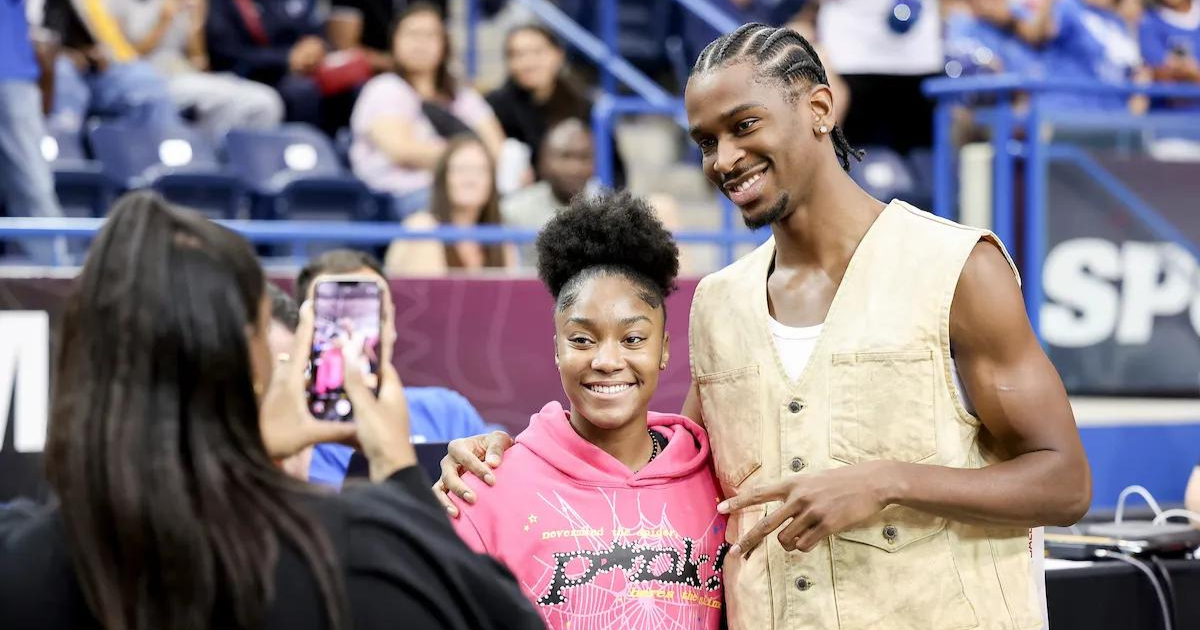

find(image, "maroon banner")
[1,275,699,431]
[0,275,699,501]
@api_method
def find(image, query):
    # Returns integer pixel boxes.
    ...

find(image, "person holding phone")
[295,249,502,487]
[0,191,542,630]
[436,24,1090,630]
[446,192,728,630]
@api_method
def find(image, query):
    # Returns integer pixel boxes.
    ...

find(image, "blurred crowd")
[1,0,1198,267]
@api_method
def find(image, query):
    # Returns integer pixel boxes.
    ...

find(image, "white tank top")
[769,316,975,414]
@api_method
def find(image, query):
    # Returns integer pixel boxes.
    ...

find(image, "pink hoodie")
[452,401,729,630]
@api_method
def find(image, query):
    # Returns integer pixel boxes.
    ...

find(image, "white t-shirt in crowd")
[768,316,975,414]
[816,0,944,75]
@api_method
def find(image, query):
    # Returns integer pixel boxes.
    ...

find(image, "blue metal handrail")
[0,218,764,246]
[923,74,1200,98]
[922,74,1200,339]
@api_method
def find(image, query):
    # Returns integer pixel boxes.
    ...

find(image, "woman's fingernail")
[486,454,500,466]
[463,491,475,503]
[484,473,495,486]
[729,544,741,557]
[717,501,730,514]
[446,505,457,516]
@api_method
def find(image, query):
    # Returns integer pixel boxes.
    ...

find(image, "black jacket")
[0,467,544,630]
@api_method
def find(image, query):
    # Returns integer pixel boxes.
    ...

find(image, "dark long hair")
[503,23,590,122]
[392,2,457,101]
[429,135,506,269]
[46,192,346,630]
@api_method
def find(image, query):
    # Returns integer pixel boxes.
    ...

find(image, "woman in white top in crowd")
[110,0,283,136]
[385,134,516,276]
[349,2,506,219]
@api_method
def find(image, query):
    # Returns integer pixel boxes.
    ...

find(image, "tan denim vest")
[690,201,1041,630]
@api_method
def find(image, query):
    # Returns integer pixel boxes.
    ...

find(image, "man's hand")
[717,461,896,558]
[432,431,515,516]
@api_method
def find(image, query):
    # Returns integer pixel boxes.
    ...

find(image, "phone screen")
[306,279,383,421]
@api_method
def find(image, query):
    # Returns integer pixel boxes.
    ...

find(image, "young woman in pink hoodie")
[450,192,729,630]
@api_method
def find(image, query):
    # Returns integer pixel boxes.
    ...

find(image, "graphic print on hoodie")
[452,402,729,630]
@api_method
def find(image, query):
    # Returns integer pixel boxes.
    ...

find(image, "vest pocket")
[697,365,762,488]
[831,506,979,630]
[829,349,937,465]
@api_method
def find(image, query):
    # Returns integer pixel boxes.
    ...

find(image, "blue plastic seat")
[223,124,380,222]
[224,124,382,258]
[41,121,112,217]
[88,122,243,218]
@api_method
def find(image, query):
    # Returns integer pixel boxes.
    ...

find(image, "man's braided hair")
[691,23,864,171]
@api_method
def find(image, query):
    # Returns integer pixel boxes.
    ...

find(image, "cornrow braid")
[692,23,864,172]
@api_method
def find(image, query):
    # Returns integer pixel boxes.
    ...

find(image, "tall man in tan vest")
[434,23,1091,630]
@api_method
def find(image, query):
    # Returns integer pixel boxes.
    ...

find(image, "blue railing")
[922,75,1200,338]
[0,218,764,263]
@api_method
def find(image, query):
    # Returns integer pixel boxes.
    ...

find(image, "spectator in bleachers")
[502,118,684,271]
[0,191,542,630]
[501,118,593,244]
[1140,0,1200,87]
[108,0,284,138]
[979,0,1146,110]
[349,2,506,219]
[815,0,945,154]
[205,0,358,135]
[385,135,515,275]
[943,0,1042,77]
[485,24,590,174]
[40,0,180,131]
[1139,0,1200,154]
[0,0,67,265]
[295,249,502,487]
[326,1,506,76]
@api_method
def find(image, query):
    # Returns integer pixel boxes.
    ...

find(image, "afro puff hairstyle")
[536,191,680,313]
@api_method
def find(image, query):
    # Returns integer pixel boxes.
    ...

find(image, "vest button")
[882,524,899,543]
[794,576,812,592]
[789,457,806,472]
[788,400,803,413]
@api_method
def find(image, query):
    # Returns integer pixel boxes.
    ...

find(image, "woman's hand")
[432,432,514,516]
[259,303,358,460]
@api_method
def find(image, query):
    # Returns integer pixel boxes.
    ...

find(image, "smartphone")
[305,277,383,421]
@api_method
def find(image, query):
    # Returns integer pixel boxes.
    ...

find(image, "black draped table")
[1047,558,1200,630]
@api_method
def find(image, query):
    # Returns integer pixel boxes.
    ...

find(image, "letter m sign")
[0,312,49,453]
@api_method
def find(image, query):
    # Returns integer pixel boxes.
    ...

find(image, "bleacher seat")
[223,124,380,222]
[849,146,917,203]
[88,122,243,219]
[41,121,112,217]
